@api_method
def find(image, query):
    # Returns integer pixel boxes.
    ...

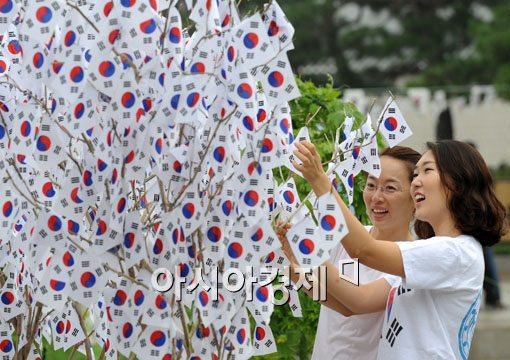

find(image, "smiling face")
[411,150,452,233]
[363,156,415,233]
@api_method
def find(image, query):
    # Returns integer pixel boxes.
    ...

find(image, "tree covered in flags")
[0,0,412,359]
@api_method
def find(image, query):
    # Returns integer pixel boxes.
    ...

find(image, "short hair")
[423,140,506,246]
[380,146,434,237]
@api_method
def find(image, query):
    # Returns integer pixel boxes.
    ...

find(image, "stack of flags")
[0,0,413,358]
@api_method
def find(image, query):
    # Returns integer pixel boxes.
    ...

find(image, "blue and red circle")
[64,31,76,47]
[282,190,294,204]
[182,203,195,219]
[36,135,51,152]
[207,226,221,243]
[150,330,166,347]
[267,21,279,37]
[299,239,315,255]
[50,279,65,291]
[268,71,284,87]
[198,290,208,306]
[42,182,56,197]
[74,103,85,119]
[256,286,269,302]
[237,83,253,99]
[243,190,259,207]
[261,138,273,153]
[33,52,44,69]
[122,322,133,338]
[169,27,181,43]
[98,60,115,78]
[140,18,157,34]
[190,62,205,74]
[133,289,145,306]
[80,271,96,288]
[68,220,80,235]
[155,294,167,309]
[48,215,62,231]
[36,6,52,24]
[227,242,243,259]
[20,120,31,137]
[222,200,233,216]
[121,92,136,108]
[124,232,135,248]
[320,215,336,231]
[186,92,200,108]
[255,326,266,341]
[0,0,14,14]
[236,328,246,344]
[153,238,163,255]
[213,146,225,162]
[1,292,14,305]
[251,227,263,242]
[63,251,75,267]
[384,117,398,131]
[243,33,259,49]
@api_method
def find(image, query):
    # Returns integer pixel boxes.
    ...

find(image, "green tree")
[408,2,510,99]
[244,1,507,90]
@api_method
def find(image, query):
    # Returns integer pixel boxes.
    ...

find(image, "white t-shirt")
[312,227,399,360]
[377,235,483,360]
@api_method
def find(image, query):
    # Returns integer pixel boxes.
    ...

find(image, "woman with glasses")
[280,145,424,359]
[281,140,506,359]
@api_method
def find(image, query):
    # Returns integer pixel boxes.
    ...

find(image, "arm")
[323,261,391,314]
[285,260,390,315]
[277,224,390,315]
[292,141,405,277]
[285,263,354,316]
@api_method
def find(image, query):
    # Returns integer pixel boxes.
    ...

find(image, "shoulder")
[397,235,483,271]
[397,235,480,253]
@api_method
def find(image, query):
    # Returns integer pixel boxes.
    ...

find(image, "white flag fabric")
[252,322,277,356]
[377,97,413,147]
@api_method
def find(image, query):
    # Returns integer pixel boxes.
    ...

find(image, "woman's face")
[363,156,415,232]
[411,150,449,227]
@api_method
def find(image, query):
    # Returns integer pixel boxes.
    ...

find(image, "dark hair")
[423,140,506,246]
[380,146,434,237]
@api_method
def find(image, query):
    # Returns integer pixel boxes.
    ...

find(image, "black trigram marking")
[397,285,412,296]
[386,318,403,347]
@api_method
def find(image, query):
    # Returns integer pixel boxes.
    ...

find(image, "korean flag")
[251,52,300,107]
[286,215,329,267]
[378,97,413,147]
[252,321,277,356]
[316,190,349,244]
[68,251,110,306]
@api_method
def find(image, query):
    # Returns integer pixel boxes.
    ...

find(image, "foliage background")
[241,0,510,99]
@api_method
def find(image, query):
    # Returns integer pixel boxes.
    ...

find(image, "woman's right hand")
[276,221,298,265]
[291,141,331,196]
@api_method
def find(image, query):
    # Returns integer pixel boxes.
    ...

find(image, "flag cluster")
[0,0,412,358]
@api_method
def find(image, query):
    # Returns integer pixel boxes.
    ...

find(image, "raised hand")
[291,141,331,196]
[275,221,298,265]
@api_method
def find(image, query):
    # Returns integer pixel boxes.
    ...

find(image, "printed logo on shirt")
[397,285,412,296]
[385,318,403,347]
[458,291,481,360]
[386,287,397,322]
[387,284,412,322]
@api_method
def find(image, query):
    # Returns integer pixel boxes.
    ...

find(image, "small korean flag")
[378,97,413,147]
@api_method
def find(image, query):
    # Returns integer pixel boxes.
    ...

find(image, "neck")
[371,224,413,242]
[432,215,461,238]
